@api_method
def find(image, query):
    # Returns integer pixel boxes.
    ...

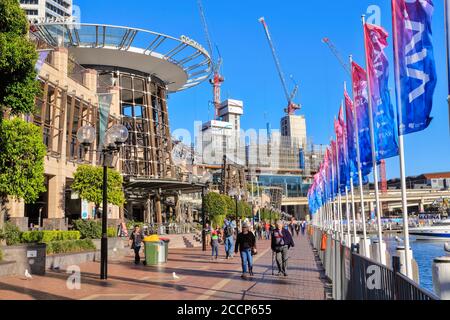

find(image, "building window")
[20,0,39,4]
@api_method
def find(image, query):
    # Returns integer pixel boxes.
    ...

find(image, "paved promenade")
[0,233,327,300]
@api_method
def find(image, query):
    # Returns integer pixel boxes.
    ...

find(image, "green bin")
[144,241,162,266]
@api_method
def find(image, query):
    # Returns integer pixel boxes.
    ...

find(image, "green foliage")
[0,0,41,115]
[125,220,144,230]
[107,227,117,238]
[223,196,236,216]
[72,220,119,239]
[72,220,102,239]
[0,118,46,203]
[204,192,228,217]
[210,215,226,229]
[0,247,3,261]
[260,208,280,223]
[237,201,252,219]
[0,222,21,246]
[46,239,96,255]
[71,165,125,207]
[21,231,80,244]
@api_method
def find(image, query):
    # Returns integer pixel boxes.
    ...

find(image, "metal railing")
[309,226,439,301]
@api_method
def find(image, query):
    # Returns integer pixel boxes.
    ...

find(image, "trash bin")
[144,241,162,266]
[160,238,170,263]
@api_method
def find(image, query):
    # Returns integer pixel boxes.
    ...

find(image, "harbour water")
[383,235,448,293]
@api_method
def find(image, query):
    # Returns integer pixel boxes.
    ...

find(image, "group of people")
[128,217,308,279]
[204,217,307,279]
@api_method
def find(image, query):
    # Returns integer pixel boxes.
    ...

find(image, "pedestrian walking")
[289,218,296,236]
[295,222,301,237]
[204,223,212,248]
[301,221,306,236]
[265,222,271,240]
[235,222,257,279]
[271,221,295,277]
[211,226,220,260]
[256,222,262,240]
[129,225,143,265]
[223,218,235,259]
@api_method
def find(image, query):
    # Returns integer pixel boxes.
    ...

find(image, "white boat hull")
[409,227,450,240]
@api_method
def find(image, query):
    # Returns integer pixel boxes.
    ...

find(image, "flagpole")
[330,139,338,235]
[446,0,450,135]
[345,186,351,247]
[349,55,370,257]
[350,177,358,244]
[344,81,358,246]
[391,0,413,280]
[335,119,344,242]
[362,15,385,265]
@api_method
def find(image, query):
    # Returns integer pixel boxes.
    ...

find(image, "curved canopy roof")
[31,23,212,92]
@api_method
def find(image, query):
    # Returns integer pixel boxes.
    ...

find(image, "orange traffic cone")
[321,233,328,251]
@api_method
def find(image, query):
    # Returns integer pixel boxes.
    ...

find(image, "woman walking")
[235,222,257,279]
[211,226,221,260]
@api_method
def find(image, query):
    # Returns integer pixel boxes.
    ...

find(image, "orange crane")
[322,37,388,192]
[197,0,224,120]
[259,17,300,116]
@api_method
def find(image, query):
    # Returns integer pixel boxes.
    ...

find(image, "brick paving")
[0,233,326,300]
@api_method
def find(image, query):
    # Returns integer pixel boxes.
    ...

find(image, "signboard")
[81,200,89,220]
[27,250,37,258]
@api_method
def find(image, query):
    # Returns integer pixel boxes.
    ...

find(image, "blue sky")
[74,0,450,178]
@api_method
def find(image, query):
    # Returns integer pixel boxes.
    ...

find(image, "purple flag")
[35,50,51,78]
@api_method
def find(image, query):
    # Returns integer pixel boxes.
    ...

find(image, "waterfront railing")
[309,226,439,301]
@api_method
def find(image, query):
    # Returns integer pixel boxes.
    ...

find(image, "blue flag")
[393,0,437,135]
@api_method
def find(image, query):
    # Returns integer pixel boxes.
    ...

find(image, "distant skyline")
[74,0,450,179]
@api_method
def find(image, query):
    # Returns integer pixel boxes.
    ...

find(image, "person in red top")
[264,222,271,240]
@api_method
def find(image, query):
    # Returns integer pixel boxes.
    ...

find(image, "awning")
[124,177,206,198]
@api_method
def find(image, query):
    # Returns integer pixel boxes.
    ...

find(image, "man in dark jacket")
[271,221,295,277]
[235,223,257,279]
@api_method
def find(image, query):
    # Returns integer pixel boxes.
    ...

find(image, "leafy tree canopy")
[0,0,40,115]
[204,192,227,217]
[71,165,125,208]
[0,118,46,203]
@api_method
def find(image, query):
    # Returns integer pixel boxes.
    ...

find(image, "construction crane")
[258,17,300,116]
[197,0,224,120]
[322,36,388,193]
[322,37,351,77]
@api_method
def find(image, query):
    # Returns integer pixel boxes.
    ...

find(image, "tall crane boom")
[259,17,300,116]
[322,37,351,77]
[197,0,224,120]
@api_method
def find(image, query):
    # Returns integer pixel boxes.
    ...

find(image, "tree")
[0,0,41,115]
[71,165,125,217]
[223,195,236,217]
[204,192,228,228]
[0,118,47,225]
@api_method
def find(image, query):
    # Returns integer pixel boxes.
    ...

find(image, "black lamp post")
[77,124,129,280]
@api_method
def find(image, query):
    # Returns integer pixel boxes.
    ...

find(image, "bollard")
[370,240,387,265]
[433,256,450,300]
[396,246,414,278]
[359,237,371,259]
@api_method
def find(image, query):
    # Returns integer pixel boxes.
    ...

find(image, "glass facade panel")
[258,175,308,198]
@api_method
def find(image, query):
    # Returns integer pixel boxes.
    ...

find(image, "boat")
[409,219,450,240]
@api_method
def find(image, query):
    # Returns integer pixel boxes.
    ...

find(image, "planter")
[0,261,16,277]
[2,244,46,276]
[46,250,97,270]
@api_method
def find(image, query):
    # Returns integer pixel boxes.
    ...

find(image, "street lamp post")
[77,124,128,280]
[201,185,207,252]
